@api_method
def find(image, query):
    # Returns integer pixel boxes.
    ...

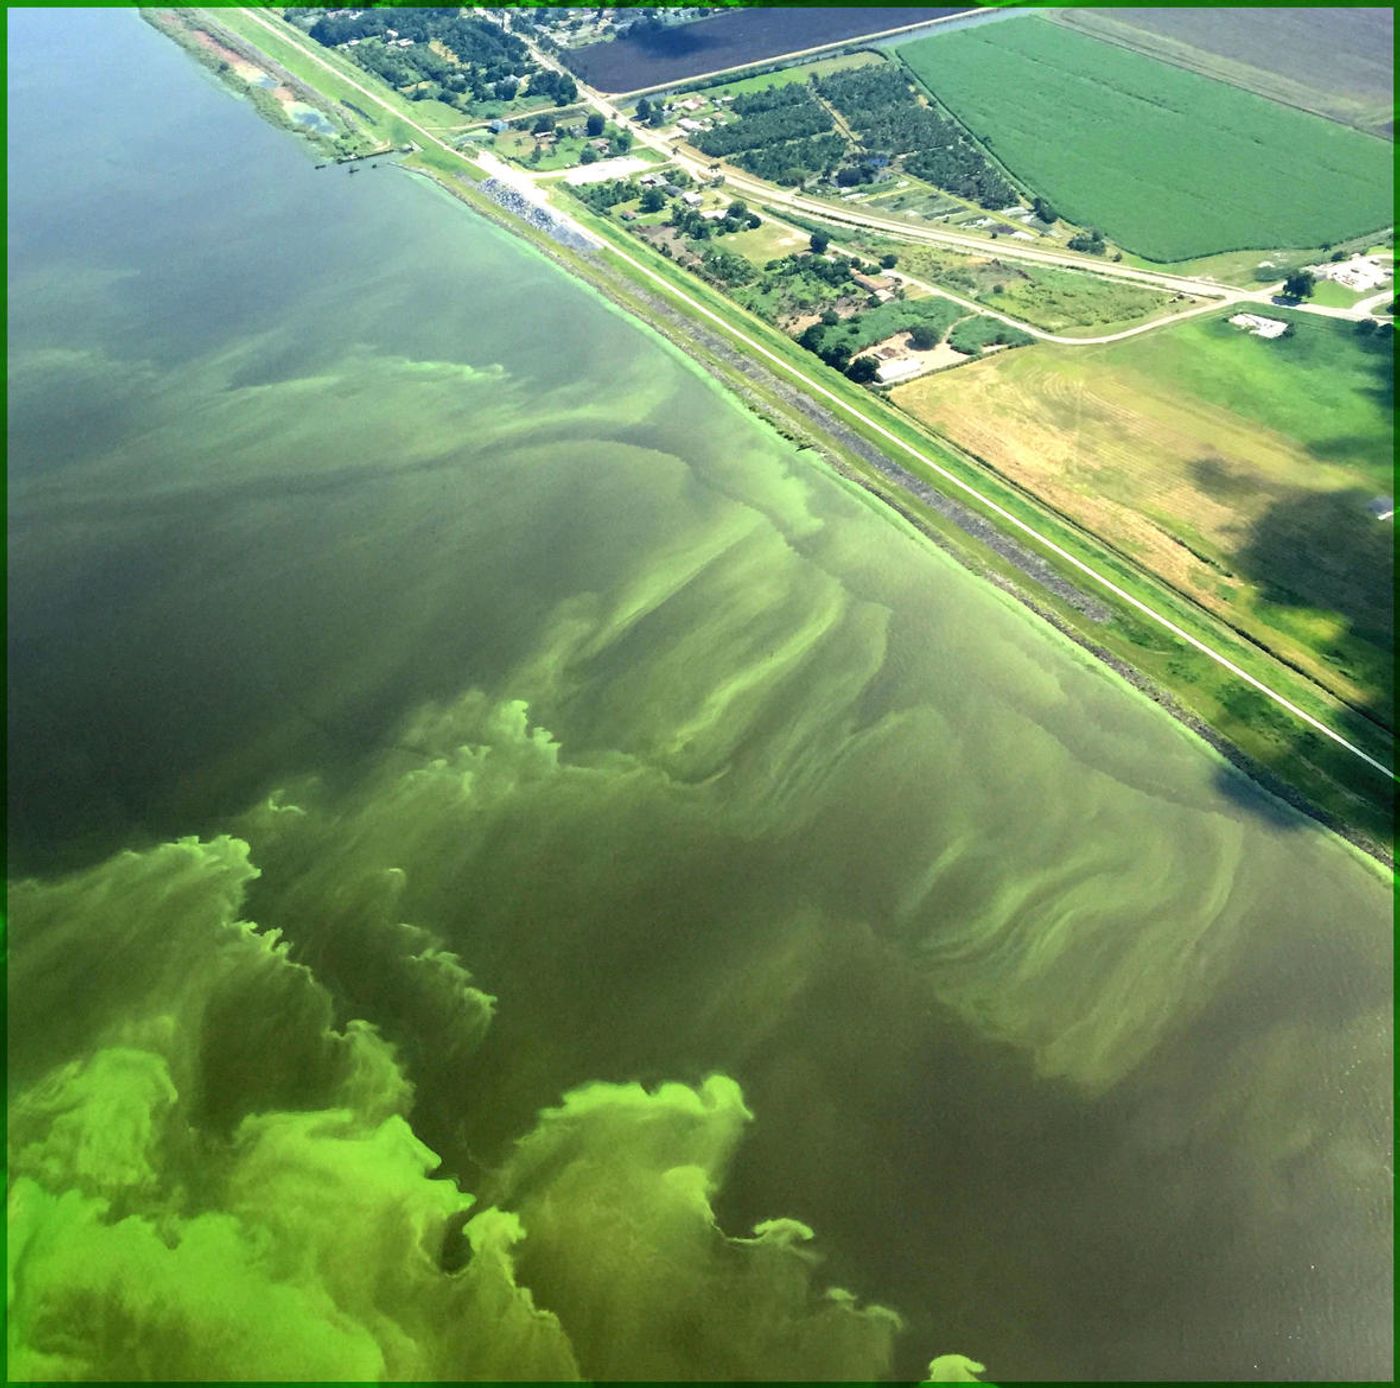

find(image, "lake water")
[7,9,1393,1383]
[559,6,973,92]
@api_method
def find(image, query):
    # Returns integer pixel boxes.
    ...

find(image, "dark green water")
[7,10,1392,1382]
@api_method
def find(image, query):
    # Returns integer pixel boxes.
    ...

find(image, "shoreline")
[410,162,1394,871]
[147,10,1394,870]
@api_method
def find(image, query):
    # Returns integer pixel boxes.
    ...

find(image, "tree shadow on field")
[1187,448,1395,839]
[1233,486,1394,725]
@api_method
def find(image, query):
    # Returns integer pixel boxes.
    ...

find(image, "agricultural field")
[897,17,1394,261]
[556,6,970,93]
[893,310,1396,725]
[1053,8,1395,139]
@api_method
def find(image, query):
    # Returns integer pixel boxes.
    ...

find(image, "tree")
[727,199,748,218]
[820,309,840,326]
[640,187,666,213]
[809,231,830,255]
[909,323,939,350]
[846,355,880,383]
[636,97,652,119]
[1282,269,1316,300]
[1032,196,1057,224]
[880,252,898,269]
[533,114,555,134]
[579,146,598,164]
[495,78,518,101]
[586,112,606,137]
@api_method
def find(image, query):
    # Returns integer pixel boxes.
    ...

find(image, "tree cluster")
[569,178,635,211]
[732,133,846,186]
[1067,228,1106,254]
[290,8,537,113]
[527,69,578,106]
[693,96,833,157]
[817,65,1016,209]
[731,83,817,117]
[698,247,756,287]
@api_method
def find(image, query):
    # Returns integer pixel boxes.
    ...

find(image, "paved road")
[236,8,1395,784]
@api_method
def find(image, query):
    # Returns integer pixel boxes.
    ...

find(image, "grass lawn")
[893,310,1395,724]
[721,219,811,265]
[701,49,883,100]
[1309,279,1377,310]
[897,16,1393,262]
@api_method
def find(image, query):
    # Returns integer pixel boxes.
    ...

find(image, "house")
[488,119,509,134]
[638,173,662,186]
[680,97,705,112]
[590,138,610,151]
[699,208,726,221]
[620,210,636,221]
[851,272,894,294]
[677,118,703,133]
[681,190,703,206]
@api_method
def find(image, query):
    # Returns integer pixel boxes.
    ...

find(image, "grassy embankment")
[897,16,1393,263]
[180,9,1396,854]
[893,310,1396,728]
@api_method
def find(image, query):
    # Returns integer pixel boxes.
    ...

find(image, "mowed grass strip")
[897,17,1394,262]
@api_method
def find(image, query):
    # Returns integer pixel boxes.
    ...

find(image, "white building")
[1229,313,1288,339]
[1309,254,1392,292]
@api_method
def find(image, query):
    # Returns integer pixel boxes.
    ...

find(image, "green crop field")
[1052,8,1395,140]
[897,17,1394,262]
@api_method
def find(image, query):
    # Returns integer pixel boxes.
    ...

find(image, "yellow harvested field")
[891,334,1390,714]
